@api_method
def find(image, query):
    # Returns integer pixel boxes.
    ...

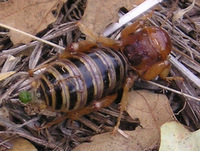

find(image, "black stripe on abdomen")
[69,57,95,106]
[39,69,63,110]
[86,51,109,95]
[36,47,128,112]
[39,78,52,106]
[51,64,77,111]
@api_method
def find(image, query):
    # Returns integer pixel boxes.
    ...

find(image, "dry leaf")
[73,130,160,151]
[0,0,66,44]
[1,55,20,73]
[126,90,175,149]
[126,90,175,129]
[73,90,175,151]
[0,107,9,119]
[79,0,145,37]
[0,71,16,81]
[159,121,200,151]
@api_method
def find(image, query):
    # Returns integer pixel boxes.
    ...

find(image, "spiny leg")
[77,21,120,50]
[141,60,171,81]
[112,75,136,134]
[159,64,184,82]
[28,64,50,76]
[121,11,153,40]
[38,93,118,130]
[121,20,145,40]
[62,21,121,59]
[59,40,97,59]
[68,93,118,120]
[141,60,183,82]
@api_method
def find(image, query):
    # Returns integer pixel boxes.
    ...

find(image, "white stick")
[0,22,65,50]
[169,55,200,89]
[147,81,200,102]
[103,0,163,36]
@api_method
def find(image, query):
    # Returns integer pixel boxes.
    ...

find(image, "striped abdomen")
[36,47,128,112]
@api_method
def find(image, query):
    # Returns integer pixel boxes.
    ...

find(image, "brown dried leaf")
[126,90,175,129]
[79,0,145,37]
[0,0,66,44]
[73,90,175,151]
[73,130,157,151]
[0,107,9,119]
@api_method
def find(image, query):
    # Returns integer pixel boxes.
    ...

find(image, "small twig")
[172,0,196,23]
[175,101,187,115]
[169,55,200,89]
[0,23,77,60]
[147,81,200,102]
[78,116,102,133]
[0,131,57,149]
[117,128,128,138]
[0,136,17,149]
[0,22,65,50]
[16,117,40,128]
[0,116,57,149]
[0,78,27,102]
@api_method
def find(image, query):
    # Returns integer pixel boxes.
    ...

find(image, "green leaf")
[19,91,32,103]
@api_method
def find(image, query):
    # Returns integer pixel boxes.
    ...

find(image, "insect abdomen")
[37,47,127,112]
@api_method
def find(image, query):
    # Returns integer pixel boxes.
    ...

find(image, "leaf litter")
[0,0,66,44]
[79,0,144,37]
[73,90,175,151]
[159,121,200,151]
[0,0,199,150]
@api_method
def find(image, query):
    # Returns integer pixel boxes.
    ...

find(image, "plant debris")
[73,90,175,151]
[79,0,145,37]
[0,0,67,44]
[159,121,200,151]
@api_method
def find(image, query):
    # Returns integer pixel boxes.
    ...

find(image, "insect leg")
[121,11,154,40]
[141,60,183,82]
[38,93,118,130]
[59,40,97,59]
[66,93,118,120]
[113,74,136,134]
[141,60,171,81]
[28,64,49,76]
[77,21,119,50]
[121,19,145,40]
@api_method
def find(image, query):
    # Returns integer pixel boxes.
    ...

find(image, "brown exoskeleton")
[25,18,173,133]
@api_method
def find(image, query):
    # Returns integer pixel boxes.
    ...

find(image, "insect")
[20,19,172,132]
